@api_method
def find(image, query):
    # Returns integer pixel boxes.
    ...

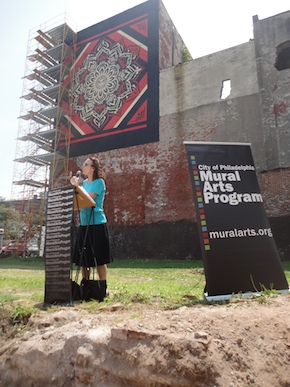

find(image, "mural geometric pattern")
[59,1,159,157]
[72,40,143,129]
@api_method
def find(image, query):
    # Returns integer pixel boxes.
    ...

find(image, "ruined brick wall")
[253,12,290,170]
[70,42,263,259]
[259,169,290,217]
[258,169,290,255]
[252,12,290,252]
[69,7,290,260]
[158,0,185,69]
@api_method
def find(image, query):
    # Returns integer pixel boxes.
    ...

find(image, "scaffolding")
[10,14,77,252]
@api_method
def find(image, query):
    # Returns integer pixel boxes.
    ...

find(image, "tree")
[0,205,22,242]
[182,46,192,62]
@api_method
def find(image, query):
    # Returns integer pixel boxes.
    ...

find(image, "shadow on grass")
[109,259,204,270]
[0,256,45,270]
[0,256,204,271]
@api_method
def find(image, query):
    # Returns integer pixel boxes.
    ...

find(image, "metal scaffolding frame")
[10,14,77,251]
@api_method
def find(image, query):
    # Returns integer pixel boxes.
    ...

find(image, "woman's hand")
[70,176,79,187]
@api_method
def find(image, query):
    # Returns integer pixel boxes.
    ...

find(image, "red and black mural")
[60,0,159,157]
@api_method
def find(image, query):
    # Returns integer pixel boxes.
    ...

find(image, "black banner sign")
[44,186,74,304]
[184,141,289,299]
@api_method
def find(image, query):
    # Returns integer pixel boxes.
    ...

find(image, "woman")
[70,156,112,290]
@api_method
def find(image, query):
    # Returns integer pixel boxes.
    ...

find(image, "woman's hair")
[90,156,106,181]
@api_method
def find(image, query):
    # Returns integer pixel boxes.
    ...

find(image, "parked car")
[1,242,28,256]
[27,244,39,257]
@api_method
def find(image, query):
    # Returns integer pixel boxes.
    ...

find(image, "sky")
[0,0,289,200]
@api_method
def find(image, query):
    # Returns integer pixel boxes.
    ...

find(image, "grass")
[107,259,206,306]
[0,256,289,316]
[0,256,206,310]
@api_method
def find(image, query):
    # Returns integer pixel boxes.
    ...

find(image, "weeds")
[11,304,35,325]
[0,256,289,314]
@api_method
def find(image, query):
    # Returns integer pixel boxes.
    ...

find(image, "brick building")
[69,1,290,260]
[13,0,290,260]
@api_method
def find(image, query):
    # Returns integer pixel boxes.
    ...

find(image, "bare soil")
[0,294,290,386]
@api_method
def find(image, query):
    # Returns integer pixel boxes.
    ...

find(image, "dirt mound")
[0,294,290,386]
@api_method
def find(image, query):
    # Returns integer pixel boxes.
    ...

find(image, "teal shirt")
[80,178,107,225]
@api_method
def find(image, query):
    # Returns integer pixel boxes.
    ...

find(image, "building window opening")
[221,79,231,100]
[275,42,290,71]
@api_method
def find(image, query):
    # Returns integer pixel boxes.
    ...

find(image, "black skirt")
[72,223,113,267]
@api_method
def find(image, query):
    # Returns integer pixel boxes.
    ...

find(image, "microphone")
[76,170,82,178]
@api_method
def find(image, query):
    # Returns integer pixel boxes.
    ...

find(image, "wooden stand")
[73,185,96,210]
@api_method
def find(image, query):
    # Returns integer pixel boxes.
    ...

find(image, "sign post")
[184,141,289,300]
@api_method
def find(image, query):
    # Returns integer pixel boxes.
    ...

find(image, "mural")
[60,0,159,157]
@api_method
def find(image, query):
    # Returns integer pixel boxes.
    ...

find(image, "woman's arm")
[88,191,97,200]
